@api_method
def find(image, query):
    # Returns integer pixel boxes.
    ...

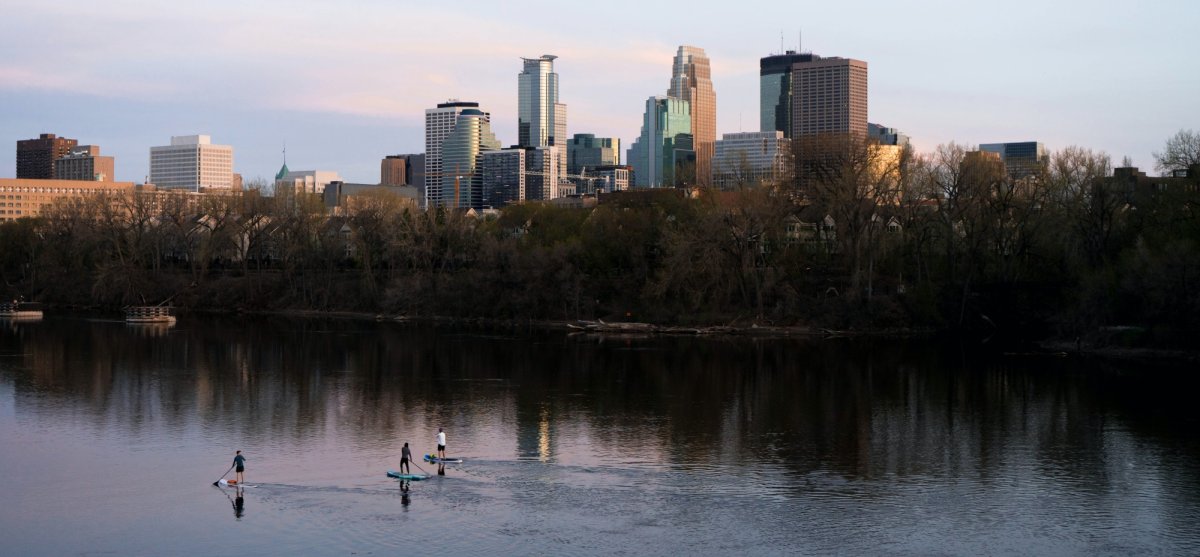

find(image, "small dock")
[0,301,43,320]
[124,305,177,325]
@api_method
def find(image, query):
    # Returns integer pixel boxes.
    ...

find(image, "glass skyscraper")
[667,46,715,186]
[425,100,486,209]
[518,55,567,148]
[440,109,502,209]
[759,51,819,138]
[627,96,693,188]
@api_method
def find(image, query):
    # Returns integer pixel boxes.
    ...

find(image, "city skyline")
[1,0,1196,184]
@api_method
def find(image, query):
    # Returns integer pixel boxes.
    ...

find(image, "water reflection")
[1,316,1199,552]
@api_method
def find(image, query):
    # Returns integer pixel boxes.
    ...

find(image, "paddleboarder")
[233,450,247,484]
[400,442,412,474]
[436,428,446,459]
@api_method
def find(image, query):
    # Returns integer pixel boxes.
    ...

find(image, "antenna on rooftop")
[780,31,784,54]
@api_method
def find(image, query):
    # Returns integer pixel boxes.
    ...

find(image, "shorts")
[400,457,409,463]
[236,465,245,472]
[437,444,446,451]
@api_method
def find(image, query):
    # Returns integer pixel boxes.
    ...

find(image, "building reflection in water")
[0,315,1197,497]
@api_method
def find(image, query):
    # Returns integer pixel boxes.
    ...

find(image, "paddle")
[413,461,430,477]
[212,464,234,486]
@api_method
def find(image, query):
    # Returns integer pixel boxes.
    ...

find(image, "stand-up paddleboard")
[217,479,256,488]
[423,454,463,464]
[387,470,430,480]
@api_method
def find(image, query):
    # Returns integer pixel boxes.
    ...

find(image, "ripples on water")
[0,317,1198,555]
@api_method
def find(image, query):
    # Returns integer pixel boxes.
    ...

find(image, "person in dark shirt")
[233,450,247,484]
[400,442,412,474]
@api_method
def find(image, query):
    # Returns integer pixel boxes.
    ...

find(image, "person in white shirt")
[436,428,446,459]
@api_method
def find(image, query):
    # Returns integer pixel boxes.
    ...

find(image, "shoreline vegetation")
[3,132,1198,363]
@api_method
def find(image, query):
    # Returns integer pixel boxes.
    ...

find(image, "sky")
[1,0,1197,184]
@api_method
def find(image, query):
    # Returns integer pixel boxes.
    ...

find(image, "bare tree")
[1153,129,1200,176]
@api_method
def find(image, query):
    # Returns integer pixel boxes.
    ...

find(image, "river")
[1,316,1197,555]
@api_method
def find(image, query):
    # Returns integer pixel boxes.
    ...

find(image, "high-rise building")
[668,46,716,186]
[712,131,792,189]
[868,123,910,147]
[54,145,115,181]
[980,141,1047,179]
[481,148,527,208]
[627,96,693,188]
[525,146,562,201]
[425,101,487,209]
[760,51,819,138]
[149,135,234,190]
[518,55,567,148]
[566,133,620,175]
[791,57,868,138]
[381,154,424,187]
[440,109,502,209]
[16,133,78,179]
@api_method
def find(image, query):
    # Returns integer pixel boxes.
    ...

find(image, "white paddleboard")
[217,479,256,488]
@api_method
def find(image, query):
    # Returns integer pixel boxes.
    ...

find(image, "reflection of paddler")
[233,488,245,519]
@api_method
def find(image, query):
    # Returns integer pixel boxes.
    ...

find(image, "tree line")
[1,131,1197,346]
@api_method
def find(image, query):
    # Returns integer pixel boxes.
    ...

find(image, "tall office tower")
[481,148,527,208]
[760,51,819,138]
[667,46,716,186]
[566,133,620,175]
[627,96,693,188]
[149,135,234,190]
[712,131,792,189]
[16,133,78,179]
[791,57,868,138]
[381,155,408,186]
[518,55,567,148]
[381,154,424,187]
[425,101,487,209]
[979,141,1047,179]
[54,145,115,181]
[441,109,502,209]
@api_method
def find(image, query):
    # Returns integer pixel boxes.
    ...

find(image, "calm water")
[0,316,1198,556]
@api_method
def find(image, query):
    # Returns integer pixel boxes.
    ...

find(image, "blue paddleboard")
[387,470,429,480]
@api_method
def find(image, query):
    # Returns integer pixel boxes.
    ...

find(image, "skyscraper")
[518,55,567,148]
[760,51,819,138]
[566,133,620,175]
[481,148,526,208]
[16,133,78,179]
[441,109,502,209]
[149,135,234,190]
[425,100,487,209]
[791,57,868,138]
[627,96,693,188]
[667,46,716,186]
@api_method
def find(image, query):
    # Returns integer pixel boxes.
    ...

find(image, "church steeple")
[275,143,289,180]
